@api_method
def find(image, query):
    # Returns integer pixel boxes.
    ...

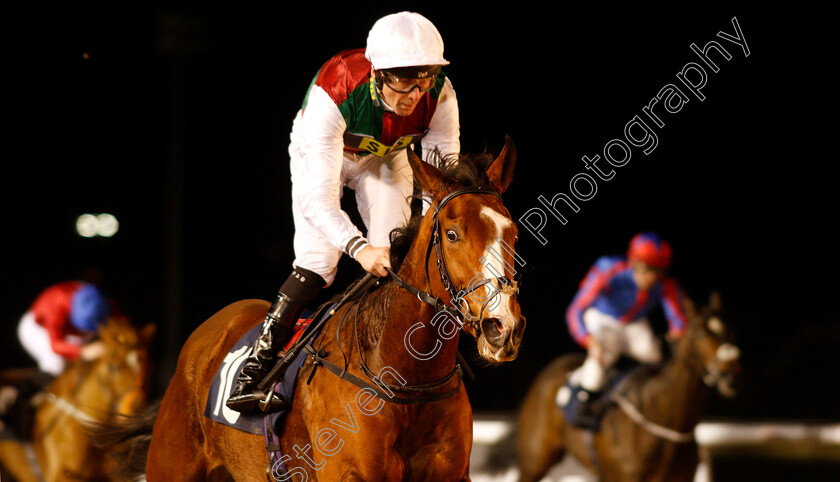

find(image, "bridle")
[305,185,520,404]
[680,315,739,391]
[387,185,518,335]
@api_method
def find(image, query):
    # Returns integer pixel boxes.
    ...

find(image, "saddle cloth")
[203,306,332,435]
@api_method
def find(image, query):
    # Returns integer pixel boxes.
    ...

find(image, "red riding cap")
[627,232,672,269]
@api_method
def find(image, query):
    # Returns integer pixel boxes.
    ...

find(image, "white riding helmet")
[365,12,449,71]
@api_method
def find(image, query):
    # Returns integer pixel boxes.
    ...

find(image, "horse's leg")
[34,439,62,482]
[207,419,270,481]
[516,359,572,482]
[0,440,40,482]
[32,405,72,482]
[408,442,471,482]
[52,423,105,480]
[279,393,407,482]
[148,300,273,481]
[645,441,700,482]
[407,399,473,482]
[146,372,213,480]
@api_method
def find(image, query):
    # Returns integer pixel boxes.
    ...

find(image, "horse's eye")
[446,230,459,242]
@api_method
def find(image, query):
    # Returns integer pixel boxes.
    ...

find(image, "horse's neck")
[52,361,88,394]
[652,334,710,431]
[362,219,461,384]
[49,360,110,410]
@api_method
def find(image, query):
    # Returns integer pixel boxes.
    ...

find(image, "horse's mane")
[389,150,497,270]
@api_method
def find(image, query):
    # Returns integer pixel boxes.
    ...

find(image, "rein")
[353,291,461,395]
[307,290,462,405]
[606,368,696,444]
[609,391,696,443]
[34,353,139,438]
[33,360,96,438]
[385,267,462,319]
[35,392,98,426]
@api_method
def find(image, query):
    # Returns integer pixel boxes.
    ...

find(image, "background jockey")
[226,11,460,413]
[17,281,110,377]
[559,232,689,427]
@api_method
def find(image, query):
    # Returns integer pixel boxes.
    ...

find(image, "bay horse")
[0,315,155,481]
[143,137,525,481]
[515,292,741,482]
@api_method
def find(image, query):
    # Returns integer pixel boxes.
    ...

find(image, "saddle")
[558,357,648,432]
[203,306,332,435]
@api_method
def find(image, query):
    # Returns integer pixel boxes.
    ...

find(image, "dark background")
[2,5,837,422]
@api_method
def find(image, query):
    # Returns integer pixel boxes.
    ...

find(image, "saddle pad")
[558,359,645,432]
[203,307,331,434]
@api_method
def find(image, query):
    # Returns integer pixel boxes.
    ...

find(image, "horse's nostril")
[481,318,505,343]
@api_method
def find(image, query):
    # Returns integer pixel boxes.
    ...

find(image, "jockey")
[226,11,460,413]
[559,232,688,427]
[17,281,110,377]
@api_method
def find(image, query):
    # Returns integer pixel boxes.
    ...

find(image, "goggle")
[379,71,437,94]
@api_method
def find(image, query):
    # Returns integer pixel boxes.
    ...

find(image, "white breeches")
[572,308,662,392]
[291,149,413,285]
[18,312,66,376]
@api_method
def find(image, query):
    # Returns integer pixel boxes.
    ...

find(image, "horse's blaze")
[716,342,740,363]
[126,349,141,374]
[474,205,524,363]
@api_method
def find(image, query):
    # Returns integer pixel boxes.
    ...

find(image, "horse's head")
[678,291,741,398]
[93,316,157,415]
[406,136,526,364]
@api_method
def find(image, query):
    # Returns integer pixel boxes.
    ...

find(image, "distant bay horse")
[141,137,525,480]
[0,315,155,482]
[515,292,740,482]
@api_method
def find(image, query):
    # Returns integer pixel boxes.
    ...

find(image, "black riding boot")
[226,267,325,413]
[225,293,300,413]
[562,383,604,431]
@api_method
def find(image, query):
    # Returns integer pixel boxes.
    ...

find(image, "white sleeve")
[421,77,460,167]
[291,85,365,254]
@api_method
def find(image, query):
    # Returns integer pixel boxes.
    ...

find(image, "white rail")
[469,415,840,482]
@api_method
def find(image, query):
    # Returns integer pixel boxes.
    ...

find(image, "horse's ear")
[141,323,157,345]
[407,148,445,199]
[486,136,516,193]
[709,290,723,311]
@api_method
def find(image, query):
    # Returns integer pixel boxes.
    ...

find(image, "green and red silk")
[301,48,446,157]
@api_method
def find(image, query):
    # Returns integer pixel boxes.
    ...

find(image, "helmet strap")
[369,73,383,107]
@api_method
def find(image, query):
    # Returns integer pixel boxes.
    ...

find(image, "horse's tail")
[87,400,159,481]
